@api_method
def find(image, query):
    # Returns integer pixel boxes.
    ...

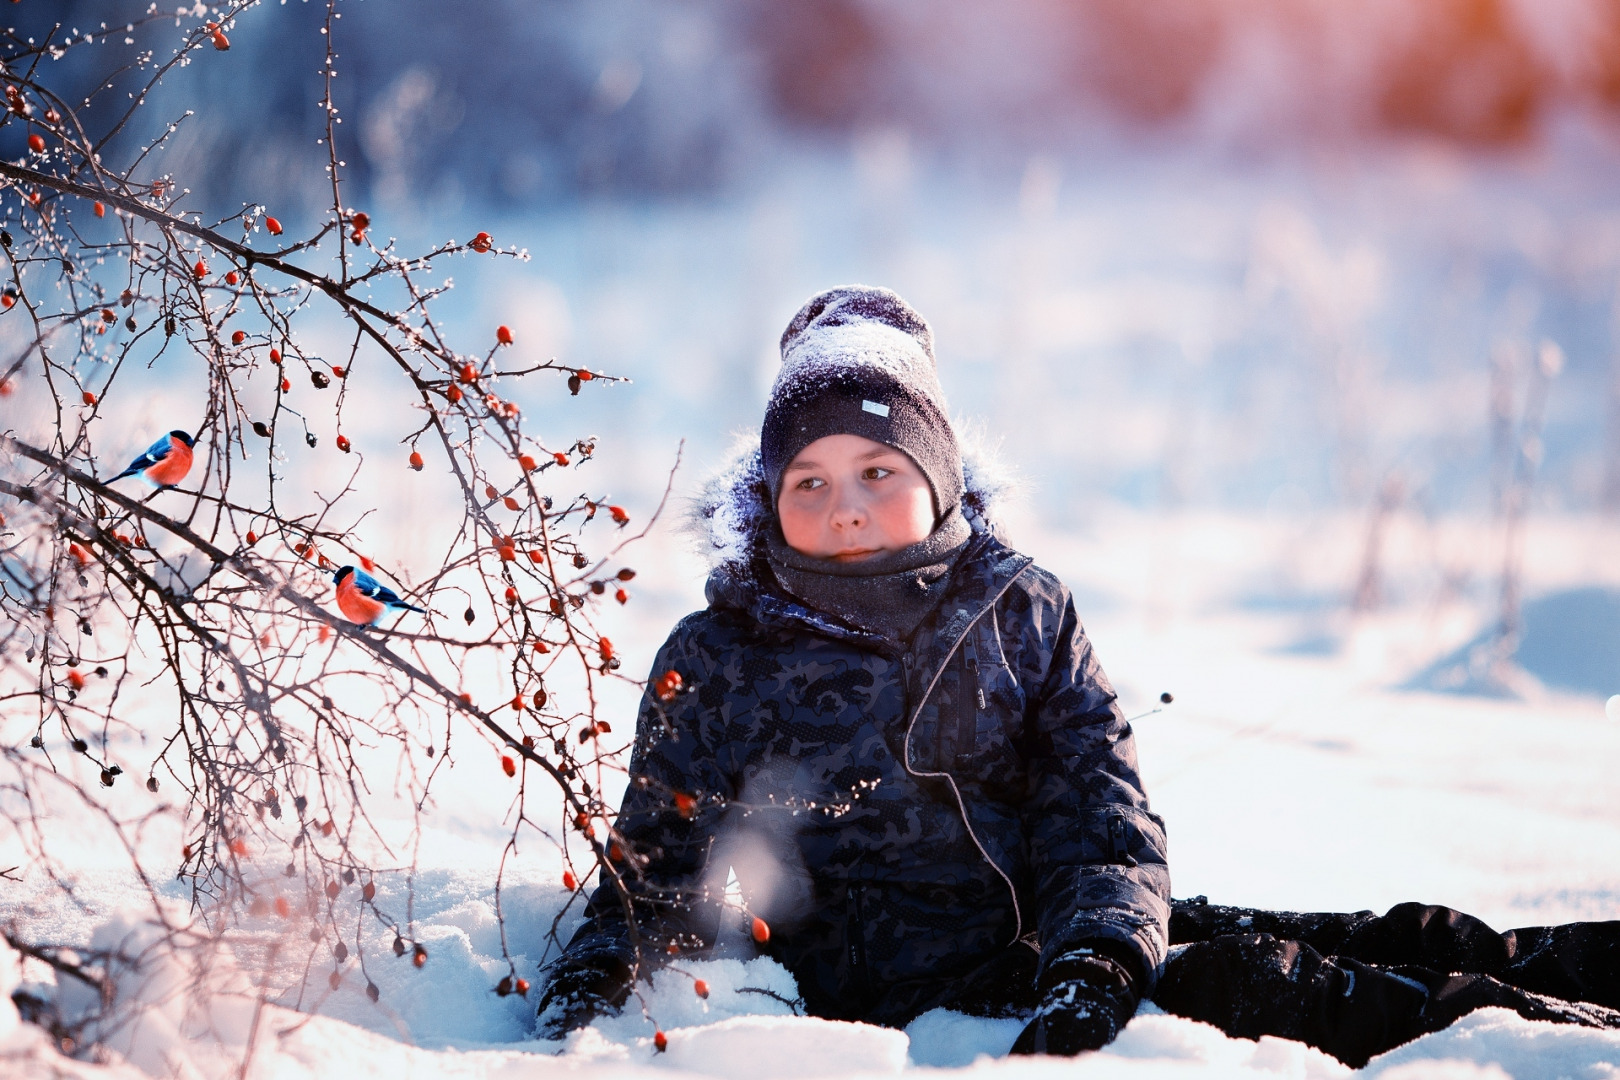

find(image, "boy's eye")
[795,477,825,491]
[861,467,893,481]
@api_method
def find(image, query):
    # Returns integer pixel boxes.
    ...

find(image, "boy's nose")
[830,498,866,531]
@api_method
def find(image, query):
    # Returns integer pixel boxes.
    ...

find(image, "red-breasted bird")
[110,430,195,488]
[332,565,427,625]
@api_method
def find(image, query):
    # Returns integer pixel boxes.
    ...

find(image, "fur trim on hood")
[688,424,1020,571]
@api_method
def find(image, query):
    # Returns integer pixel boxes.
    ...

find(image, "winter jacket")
[549,467,1170,1027]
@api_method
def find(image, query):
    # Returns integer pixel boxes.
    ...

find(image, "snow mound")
[1407,587,1620,698]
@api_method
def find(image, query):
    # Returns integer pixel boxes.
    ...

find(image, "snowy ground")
[5,500,1620,1079]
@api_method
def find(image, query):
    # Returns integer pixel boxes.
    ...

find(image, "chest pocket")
[947,614,1026,790]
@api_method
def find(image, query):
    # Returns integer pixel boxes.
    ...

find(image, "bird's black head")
[332,565,355,585]
[169,430,196,447]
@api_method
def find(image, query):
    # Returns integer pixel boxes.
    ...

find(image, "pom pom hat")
[761,286,964,520]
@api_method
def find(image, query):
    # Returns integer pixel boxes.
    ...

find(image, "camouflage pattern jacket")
[553,528,1170,1026]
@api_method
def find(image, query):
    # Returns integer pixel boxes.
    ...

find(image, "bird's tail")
[396,601,428,614]
[109,465,142,482]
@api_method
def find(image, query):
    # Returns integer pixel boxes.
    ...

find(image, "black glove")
[537,957,632,1040]
[1010,950,1139,1056]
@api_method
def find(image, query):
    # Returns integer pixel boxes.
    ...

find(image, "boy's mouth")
[829,547,882,562]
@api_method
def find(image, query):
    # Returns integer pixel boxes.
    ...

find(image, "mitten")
[1010,950,1139,1056]
[536,956,632,1040]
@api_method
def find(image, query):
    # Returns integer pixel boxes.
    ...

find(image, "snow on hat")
[761,285,964,518]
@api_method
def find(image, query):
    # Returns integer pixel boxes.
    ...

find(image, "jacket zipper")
[959,637,980,761]
[846,883,869,993]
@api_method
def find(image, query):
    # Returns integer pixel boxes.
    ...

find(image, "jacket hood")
[687,424,1019,573]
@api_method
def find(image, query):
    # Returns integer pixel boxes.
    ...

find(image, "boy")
[540,285,1620,1063]
[539,285,1169,1055]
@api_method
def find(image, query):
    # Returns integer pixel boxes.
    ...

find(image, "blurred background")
[13,0,1620,696]
[4,1,1620,999]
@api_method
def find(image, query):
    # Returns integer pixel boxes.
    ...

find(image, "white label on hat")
[861,399,890,417]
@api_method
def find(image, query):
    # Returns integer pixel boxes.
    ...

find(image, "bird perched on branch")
[109,430,195,488]
[332,565,427,625]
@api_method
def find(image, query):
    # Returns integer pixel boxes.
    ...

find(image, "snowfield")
[4,505,1618,1080]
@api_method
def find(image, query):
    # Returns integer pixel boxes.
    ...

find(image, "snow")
[11,52,1620,1080]
[5,501,1620,1078]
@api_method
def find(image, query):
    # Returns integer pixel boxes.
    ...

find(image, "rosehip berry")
[93,201,105,218]
[82,390,96,405]
[193,259,207,279]
[409,450,424,470]
[562,870,577,891]
[336,435,351,453]
[27,132,43,153]
[496,325,513,345]
[225,270,240,286]
[265,216,283,235]
[231,330,246,345]
[693,979,709,1000]
[502,755,515,776]
[211,29,230,50]
[471,231,492,253]
[752,917,770,943]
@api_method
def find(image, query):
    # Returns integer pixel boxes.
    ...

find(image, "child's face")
[778,434,935,561]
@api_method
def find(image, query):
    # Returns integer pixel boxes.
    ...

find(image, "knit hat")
[761,285,963,519]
